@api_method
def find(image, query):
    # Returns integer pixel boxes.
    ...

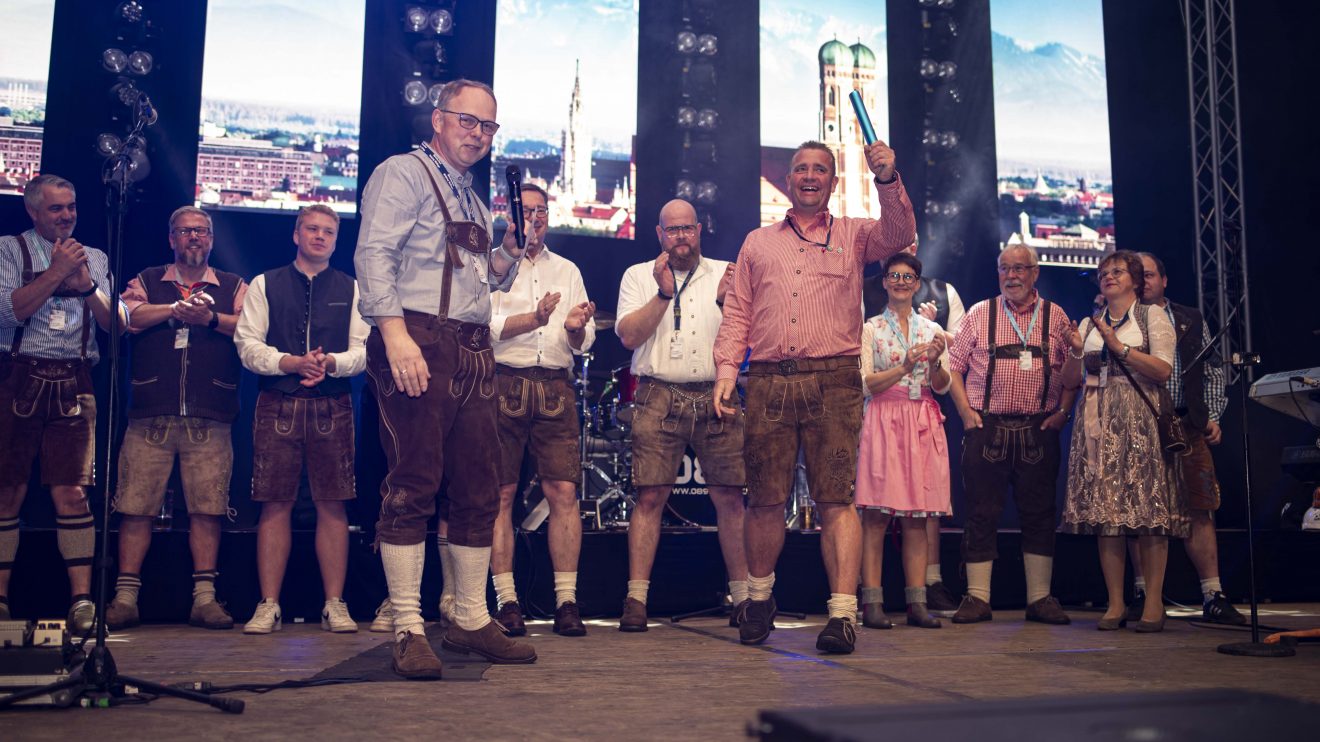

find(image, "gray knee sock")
[55,514,95,570]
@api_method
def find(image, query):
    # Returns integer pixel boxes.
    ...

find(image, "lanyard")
[882,308,919,352]
[419,143,481,226]
[1002,296,1041,347]
[671,266,695,332]
[785,213,834,251]
[174,281,209,301]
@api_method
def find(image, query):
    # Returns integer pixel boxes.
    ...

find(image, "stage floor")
[4,604,1319,740]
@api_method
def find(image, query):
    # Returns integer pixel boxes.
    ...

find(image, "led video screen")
[0,0,56,197]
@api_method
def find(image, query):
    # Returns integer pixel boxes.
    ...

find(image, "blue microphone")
[849,90,877,145]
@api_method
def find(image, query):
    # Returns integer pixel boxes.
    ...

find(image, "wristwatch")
[657,288,673,301]
[1119,344,1131,360]
[207,310,220,330]
[76,281,98,298]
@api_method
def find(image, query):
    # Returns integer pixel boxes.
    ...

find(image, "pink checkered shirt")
[947,292,1073,415]
[714,177,916,380]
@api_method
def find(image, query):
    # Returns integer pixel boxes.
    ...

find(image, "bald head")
[656,198,702,271]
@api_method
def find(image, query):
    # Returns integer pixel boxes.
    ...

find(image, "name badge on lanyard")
[49,307,67,331]
[882,309,923,399]
[175,326,190,350]
[1018,350,1032,371]
[1003,298,1041,373]
[670,333,684,359]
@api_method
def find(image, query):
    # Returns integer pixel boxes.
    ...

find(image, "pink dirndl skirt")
[855,385,952,516]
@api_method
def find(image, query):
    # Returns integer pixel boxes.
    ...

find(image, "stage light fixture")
[404,6,428,33]
[945,86,963,104]
[429,9,454,35]
[936,0,956,8]
[937,61,957,80]
[117,1,144,24]
[942,201,961,217]
[695,181,718,204]
[102,48,128,73]
[919,58,938,79]
[925,200,942,216]
[96,133,123,157]
[922,128,938,147]
[675,178,695,200]
[128,51,153,76]
[676,106,696,128]
[111,80,140,107]
[696,108,718,130]
[676,31,697,54]
[428,83,445,108]
[403,79,428,106]
[696,34,718,56]
[415,39,447,65]
[939,131,959,149]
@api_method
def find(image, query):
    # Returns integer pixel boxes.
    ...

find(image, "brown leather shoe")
[495,600,527,636]
[189,600,234,630]
[392,632,443,679]
[951,595,993,624]
[553,602,587,636]
[1025,595,1071,625]
[105,600,140,631]
[618,597,648,632]
[442,621,537,664]
[730,599,750,628]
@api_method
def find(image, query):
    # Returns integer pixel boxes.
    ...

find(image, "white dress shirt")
[617,256,729,383]
[489,246,595,369]
[234,272,370,378]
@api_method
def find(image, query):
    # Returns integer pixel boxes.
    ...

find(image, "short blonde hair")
[296,203,340,230]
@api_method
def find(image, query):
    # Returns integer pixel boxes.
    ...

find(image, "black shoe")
[905,603,942,629]
[495,600,527,637]
[926,581,959,617]
[1202,592,1246,625]
[815,617,857,654]
[738,598,776,645]
[1124,591,1146,624]
[730,599,750,628]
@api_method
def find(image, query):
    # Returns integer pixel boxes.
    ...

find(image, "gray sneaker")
[105,599,140,630]
[67,599,95,636]
[190,600,235,630]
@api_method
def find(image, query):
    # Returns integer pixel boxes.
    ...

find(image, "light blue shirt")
[0,229,119,363]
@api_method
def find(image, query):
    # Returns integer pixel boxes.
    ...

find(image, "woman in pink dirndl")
[856,252,951,629]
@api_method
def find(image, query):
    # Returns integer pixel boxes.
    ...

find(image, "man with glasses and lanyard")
[945,244,1077,626]
[354,78,533,679]
[614,198,745,632]
[714,140,915,654]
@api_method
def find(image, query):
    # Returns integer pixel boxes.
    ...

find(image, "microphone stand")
[0,115,245,711]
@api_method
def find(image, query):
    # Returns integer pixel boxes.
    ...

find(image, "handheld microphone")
[505,164,526,250]
[849,90,877,145]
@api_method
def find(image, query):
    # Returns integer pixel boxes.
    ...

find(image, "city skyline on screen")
[0,0,56,196]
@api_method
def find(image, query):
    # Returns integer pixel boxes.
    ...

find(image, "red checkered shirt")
[947,292,1073,415]
[714,176,916,380]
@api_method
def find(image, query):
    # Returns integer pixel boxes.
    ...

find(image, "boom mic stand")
[0,112,244,711]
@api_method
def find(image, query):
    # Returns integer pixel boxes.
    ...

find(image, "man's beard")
[668,244,698,270]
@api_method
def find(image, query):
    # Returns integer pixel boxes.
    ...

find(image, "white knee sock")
[1200,577,1223,603]
[380,542,426,637]
[827,593,857,622]
[626,579,650,604]
[437,534,455,601]
[966,561,993,603]
[728,579,749,606]
[491,571,517,608]
[451,544,493,631]
[1023,553,1053,604]
[747,572,775,602]
[925,564,942,586]
[554,572,577,608]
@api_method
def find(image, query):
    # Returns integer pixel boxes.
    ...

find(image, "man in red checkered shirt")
[945,244,1078,626]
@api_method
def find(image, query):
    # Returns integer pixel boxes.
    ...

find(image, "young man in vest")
[106,206,247,631]
[234,204,369,634]
[945,244,1076,625]
[0,174,127,632]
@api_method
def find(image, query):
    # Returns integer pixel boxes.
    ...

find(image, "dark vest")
[1168,301,1210,432]
[863,274,951,329]
[259,264,355,396]
[127,266,243,422]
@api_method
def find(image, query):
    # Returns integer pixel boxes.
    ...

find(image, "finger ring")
[400,369,408,375]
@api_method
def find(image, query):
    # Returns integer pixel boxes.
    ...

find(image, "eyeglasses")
[663,224,700,237]
[997,263,1036,275]
[1097,268,1129,280]
[172,227,213,238]
[886,271,919,284]
[523,206,549,217]
[440,109,500,136]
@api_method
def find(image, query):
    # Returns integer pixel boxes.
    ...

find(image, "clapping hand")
[565,301,595,332]
[535,291,562,326]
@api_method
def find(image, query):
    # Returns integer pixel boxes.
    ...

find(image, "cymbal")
[594,311,615,330]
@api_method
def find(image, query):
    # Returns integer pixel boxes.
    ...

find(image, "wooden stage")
[3,604,1319,740]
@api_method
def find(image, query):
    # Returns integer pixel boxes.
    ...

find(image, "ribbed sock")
[905,585,927,605]
[553,571,577,608]
[859,586,883,605]
[0,517,18,574]
[826,593,857,622]
[55,514,95,570]
[380,542,425,637]
[626,579,650,604]
[451,544,493,631]
[1023,552,1054,604]
[437,534,455,603]
[491,571,517,608]
[113,573,142,605]
[728,579,749,606]
[192,570,219,606]
[747,572,775,602]
[925,563,942,586]
[1200,577,1223,604]
[966,561,993,603]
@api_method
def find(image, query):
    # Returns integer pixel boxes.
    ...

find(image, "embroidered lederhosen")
[980,297,1052,414]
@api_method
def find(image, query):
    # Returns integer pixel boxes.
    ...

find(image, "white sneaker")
[369,597,395,633]
[321,598,358,633]
[243,600,282,634]
[438,593,456,628]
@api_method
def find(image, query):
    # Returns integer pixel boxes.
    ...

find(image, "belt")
[399,309,490,347]
[980,412,1050,423]
[745,356,860,376]
[4,354,89,371]
[639,376,712,393]
[496,364,569,381]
